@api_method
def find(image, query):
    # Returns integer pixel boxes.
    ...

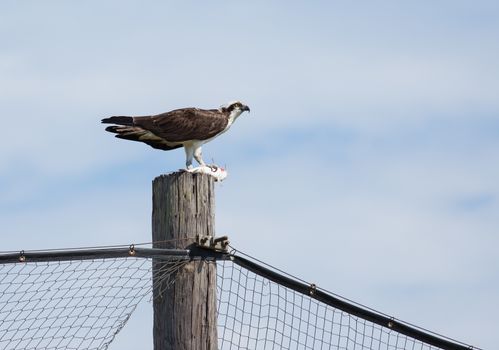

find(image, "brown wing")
[132,108,229,142]
[104,125,183,151]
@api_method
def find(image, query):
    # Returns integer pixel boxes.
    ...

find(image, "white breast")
[225,109,243,129]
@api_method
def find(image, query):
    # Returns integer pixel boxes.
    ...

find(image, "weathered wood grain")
[152,171,217,350]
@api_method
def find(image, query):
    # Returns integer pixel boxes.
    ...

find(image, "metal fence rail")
[0,245,478,350]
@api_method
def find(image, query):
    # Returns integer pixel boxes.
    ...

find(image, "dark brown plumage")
[134,108,229,142]
[102,108,229,150]
[101,101,250,169]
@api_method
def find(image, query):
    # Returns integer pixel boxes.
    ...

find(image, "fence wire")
[0,248,476,350]
[217,260,446,350]
[0,256,186,350]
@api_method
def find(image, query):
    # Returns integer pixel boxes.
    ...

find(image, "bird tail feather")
[104,125,181,151]
[101,116,134,126]
[104,125,141,138]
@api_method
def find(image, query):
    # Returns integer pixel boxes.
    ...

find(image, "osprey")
[102,101,250,169]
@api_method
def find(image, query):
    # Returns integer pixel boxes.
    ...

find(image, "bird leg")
[185,146,195,169]
[194,146,206,167]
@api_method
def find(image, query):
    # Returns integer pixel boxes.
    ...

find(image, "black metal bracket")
[195,234,229,252]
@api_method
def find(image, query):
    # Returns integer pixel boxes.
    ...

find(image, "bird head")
[220,101,250,116]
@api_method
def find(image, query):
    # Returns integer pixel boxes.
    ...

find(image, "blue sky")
[1,1,498,349]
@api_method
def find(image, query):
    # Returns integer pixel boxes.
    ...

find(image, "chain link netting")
[0,251,474,350]
[0,256,186,350]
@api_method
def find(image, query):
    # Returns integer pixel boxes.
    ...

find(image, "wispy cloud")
[1,1,498,349]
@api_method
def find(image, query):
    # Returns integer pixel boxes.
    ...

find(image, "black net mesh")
[0,251,472,350]
[216,260,443,350]
[0,257,186,350]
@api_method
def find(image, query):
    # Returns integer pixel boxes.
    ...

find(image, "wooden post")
[152,172,218,350]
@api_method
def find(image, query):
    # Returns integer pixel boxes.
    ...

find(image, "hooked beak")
[242,105,250,112]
